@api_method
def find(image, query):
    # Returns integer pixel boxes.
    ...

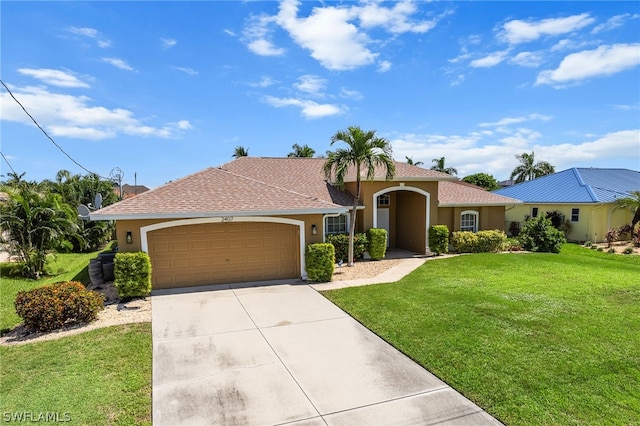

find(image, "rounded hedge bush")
[305,243,335,282]
[367,228,387,260]
[14,281,105,332]
[326,233,368,263]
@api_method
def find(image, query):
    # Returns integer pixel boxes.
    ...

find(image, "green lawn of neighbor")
[323,244,640,425]
[1,247,152,425]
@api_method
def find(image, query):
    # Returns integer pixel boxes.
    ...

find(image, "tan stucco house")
[91,157,520,289]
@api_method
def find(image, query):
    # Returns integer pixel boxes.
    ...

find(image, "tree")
[232,146,249,158]
[0,186,78,278]
[287,143,315,158]
[324,126,395,266]
[462,173,500,191]
[405,156,423,166]
[615,190,640,229]
[430,156,457,175]
[510,151,555,183]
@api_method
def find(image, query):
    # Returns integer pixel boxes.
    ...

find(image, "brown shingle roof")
[438,181,521,206]
[91,166,347,219]
[91,157,519,219]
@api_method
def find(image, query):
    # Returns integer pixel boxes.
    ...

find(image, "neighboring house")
[117,184,151,199]
[91,157,519,289]
[494,168,640,243]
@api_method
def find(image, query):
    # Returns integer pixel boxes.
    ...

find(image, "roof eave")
[438,201,523,207]
[341,176,458,183]
[90,207,349,221]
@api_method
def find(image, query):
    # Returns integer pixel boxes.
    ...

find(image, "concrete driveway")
[152,283,501,425]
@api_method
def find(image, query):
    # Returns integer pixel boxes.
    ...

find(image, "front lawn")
[0,323,152,425]
[323,244,640,425]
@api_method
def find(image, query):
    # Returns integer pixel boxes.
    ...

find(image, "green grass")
[0,323,152,425]
[323,244,640,425]
[1,250,102,332]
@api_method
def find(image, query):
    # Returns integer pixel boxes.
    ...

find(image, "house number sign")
[221,216,234,223]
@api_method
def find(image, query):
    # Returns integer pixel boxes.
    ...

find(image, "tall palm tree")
[405,156,423,166]
[615,190,640,229]
[232,146,249,158]
[510,151,555,183]
[324,126,395,266]
[287,143,315,158]
[430,156,457,175]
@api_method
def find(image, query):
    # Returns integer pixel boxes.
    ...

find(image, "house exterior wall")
[115,213,326,252]
[504,203,631,242]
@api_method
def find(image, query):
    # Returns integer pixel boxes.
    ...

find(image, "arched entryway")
[372,186,431,254]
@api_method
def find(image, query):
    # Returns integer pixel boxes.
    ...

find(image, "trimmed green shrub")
[518,216,567,253]
[367,228,387,260]
[326,233,368,263]
[14,281,104,332]
[305,243,335,282]
[501,238,523,252]
[451,230,506,253]
[428,225,449,255]
[114,252,152,298]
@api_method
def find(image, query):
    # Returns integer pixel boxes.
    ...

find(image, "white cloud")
[101,57,134,71]
[243,0,441,71]
[0,85,190,140]
[470,49,510,68]
[449,74,465,86]
[592,13,640,34]
[263,96,343,119]
[536,43,640,86]
[276,0,376,71]
[67,26,98,38]
[510,51,545,68]
[66,26,111,48]
[500,13,595,45]
[173,67,199,75]
[340,88,363,100]
[480,113,552,128]
[390,127,639,180]
[378,60,392,72]
[18,68,90,88]
[293,75,327,96]
[161,38,177,48]
[355,0,439,34]
[243,14,285,56]
[248,76,277,88]
[224,29,236,37]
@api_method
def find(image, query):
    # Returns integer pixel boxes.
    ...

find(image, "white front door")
[377,208,390,247]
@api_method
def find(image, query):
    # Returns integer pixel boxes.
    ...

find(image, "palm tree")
[615,190,640,229]
[287,143,315,158]
[405,156,423,166]
[430,156,457,175]
[324,126,395,266]
[232,146,249,158]
[510,151,555,183]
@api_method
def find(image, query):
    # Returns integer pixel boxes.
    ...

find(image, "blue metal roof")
[493,168,640,203]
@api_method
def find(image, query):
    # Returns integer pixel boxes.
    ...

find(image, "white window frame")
[571,208,580,222]
[377,194,390,206]
[460,210,479,232]
[324,213,349,237]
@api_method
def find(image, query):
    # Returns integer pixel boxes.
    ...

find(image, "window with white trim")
[377,194,390,206]
[325,214,348,235]
[460,211,479,232]
[571,208,580,222]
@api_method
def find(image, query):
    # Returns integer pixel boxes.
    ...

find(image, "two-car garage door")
[148,222,300,289]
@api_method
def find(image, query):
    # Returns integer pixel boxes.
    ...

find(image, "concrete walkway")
[152,255,500,425]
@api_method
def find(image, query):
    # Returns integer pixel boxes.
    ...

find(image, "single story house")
[493,167,640,242]
[91,157,520,289]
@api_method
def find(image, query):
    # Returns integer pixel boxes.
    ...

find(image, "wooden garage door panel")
[148,222,299,289]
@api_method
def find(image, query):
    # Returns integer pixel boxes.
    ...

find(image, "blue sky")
[1,1,639,189]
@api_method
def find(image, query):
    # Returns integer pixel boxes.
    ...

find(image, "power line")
[0,79,111,180]
[0,151,18,175]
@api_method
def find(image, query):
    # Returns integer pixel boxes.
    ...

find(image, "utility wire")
[0,79,111,180]
[1,151,18,175]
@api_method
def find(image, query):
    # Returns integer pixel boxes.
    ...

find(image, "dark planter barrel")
[89,258,104,287]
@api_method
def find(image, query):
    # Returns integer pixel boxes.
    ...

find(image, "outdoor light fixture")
[126,231,133,244]
[311,224,318,235]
